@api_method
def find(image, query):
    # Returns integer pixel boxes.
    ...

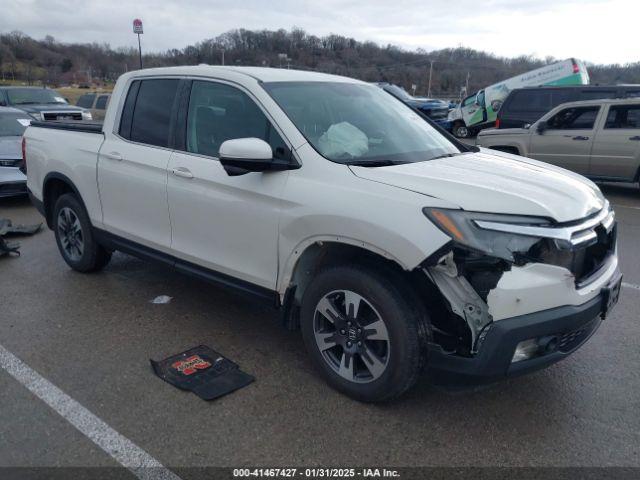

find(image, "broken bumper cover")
[427,285,615,387]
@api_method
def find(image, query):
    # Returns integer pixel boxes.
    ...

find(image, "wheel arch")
[278,238,441,331]
[42,172,86,229]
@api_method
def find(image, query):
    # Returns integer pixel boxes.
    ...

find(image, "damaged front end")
[422,203,617,358]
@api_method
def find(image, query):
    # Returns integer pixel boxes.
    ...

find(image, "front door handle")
[104,151,123,161]
[572,136,589,141]
[629,135,640,141]
[171,167,194,179]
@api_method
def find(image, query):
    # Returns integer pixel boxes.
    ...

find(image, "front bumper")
[427,274,620,386]
[0,167,27,198]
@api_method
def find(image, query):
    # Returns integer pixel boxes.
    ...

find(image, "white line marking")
[622,282,640,291]
[0,344,181,480]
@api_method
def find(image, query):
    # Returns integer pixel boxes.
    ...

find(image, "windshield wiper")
[429,152,467,161]
[12,101,40,105]
[347,159,405,167]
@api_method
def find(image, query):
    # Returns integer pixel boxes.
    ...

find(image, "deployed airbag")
[317,122,369,159]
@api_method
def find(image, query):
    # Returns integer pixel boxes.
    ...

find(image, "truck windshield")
[7,88,68,105]
[263,81,460,165]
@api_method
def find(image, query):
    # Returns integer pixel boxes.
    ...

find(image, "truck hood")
[0,136,21,160]
[349,149,605,223]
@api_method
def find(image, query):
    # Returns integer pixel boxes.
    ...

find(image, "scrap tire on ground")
[53,193,111,273]
[300,264,431,402]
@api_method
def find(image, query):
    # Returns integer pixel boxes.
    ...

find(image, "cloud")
[3,0,638,64]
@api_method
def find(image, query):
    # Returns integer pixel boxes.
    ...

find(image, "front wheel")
[300,265,429,402]
[53,193,111,272]
[452,121,470,138]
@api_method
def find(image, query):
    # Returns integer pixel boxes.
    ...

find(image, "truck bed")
[30,120,103,134]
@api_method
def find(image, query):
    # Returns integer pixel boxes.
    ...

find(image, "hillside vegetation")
[1,28,639,99]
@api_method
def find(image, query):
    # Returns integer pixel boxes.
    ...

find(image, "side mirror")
[536,121,547,134]
[219,138,273,175]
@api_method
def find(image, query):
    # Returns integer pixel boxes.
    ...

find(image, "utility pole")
[427,60,434,97]
[465,71,470,95]
[221,49,225,66]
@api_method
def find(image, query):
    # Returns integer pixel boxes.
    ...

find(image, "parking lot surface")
[1,184,639,476]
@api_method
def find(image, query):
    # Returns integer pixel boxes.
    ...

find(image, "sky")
[4,0,639,65]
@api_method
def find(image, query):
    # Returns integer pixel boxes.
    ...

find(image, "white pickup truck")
[24,66,621,401]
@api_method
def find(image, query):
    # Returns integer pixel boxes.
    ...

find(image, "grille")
[0,159,20,167]
[0,182,27,196]
[532,222,616,285]
[42,111,83,121]
[558,328,586,352]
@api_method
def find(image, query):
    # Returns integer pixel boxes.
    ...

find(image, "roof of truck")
[557,97,640,108]
[124,65,363,84]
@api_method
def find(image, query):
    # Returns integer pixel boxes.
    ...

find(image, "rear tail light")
[20,136,27,174]
[495,118,501,129]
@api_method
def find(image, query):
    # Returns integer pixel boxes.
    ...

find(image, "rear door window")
[509,91,552,111]
[77,94,95,108]
[128,79,179,147]
[95,95,109,110]
[605,105,640,129]
[547,106,600,130]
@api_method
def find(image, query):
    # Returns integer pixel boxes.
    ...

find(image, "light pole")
[427,59,434,97]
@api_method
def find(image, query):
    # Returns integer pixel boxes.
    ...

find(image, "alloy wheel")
[313,290,391,383]
[57,207,84,261]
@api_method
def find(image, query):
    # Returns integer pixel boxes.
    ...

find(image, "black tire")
[53,193,111,272]
[452,121,470,139]
[300,264,430,402]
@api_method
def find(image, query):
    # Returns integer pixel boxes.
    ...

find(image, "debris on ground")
[0,218,42,257]
[151,345,254,401]
[151,295,173,304]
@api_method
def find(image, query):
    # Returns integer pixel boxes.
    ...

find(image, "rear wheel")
[300,265,429,402]
[53,193,111,272]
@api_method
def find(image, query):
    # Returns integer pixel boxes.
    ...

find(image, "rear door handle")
[171,167,194,179]
[104,151,123,161]
[572,136,589,141]
[629,136,640,141]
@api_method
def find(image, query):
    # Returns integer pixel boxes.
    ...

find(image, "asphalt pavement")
[0,183,639,478]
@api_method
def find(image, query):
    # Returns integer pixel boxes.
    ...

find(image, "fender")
[277,234,413,298]
[42,172,88,227]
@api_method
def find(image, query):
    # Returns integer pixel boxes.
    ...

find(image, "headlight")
[29,113,43,121]
[82,111,93,120]
[423,208,551,261]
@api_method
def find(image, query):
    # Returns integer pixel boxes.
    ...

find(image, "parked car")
[478,98,640,185]
[76,92,111,121]
[375,83,451,129]
[496,85,640,129]
[24,66,621,401]
[0,107,30,197]
[0,86,92,121]
[448,58,589,138]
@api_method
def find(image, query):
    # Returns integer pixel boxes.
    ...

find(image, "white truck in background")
[449,58,590,138]
[23,66,620,401]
